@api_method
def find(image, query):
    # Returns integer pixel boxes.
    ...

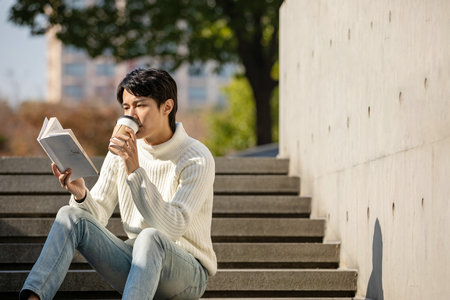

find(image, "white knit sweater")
[69,123,217,275]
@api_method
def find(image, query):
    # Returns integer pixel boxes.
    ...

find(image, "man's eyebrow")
[122,99,150,107]
[134,99,150,103]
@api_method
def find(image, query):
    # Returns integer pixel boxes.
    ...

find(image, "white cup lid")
[116,116,139,133]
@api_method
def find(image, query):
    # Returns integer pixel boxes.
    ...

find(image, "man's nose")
[127,107,138,118]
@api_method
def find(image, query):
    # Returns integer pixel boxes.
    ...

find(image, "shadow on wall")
[366,218,384,300]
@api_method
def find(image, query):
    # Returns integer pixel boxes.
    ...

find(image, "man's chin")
[135,131,148,140]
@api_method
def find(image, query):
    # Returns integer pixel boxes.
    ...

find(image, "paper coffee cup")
[109,116,140,154]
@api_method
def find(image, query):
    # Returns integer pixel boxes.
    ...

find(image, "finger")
[122,128,136,144]
[113,133,130,142]
[109,143,124,155]
[63,169,72,186]
[59,172,68,187]
[52,163,61,177]
[125,127,137,144]
[110,138,127,152]
[111,135,129,147]
[59,169,71,186]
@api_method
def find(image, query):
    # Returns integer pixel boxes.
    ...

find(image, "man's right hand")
[51,163,86,201]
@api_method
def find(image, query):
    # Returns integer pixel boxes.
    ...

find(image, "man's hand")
[51,163,86,200]
[109,127,140,175]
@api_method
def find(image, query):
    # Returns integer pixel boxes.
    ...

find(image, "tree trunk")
[221,2,279,145]
[235,37,277,146]
[248,74,275,145]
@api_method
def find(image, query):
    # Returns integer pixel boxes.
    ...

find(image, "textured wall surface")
[279,0,450,298]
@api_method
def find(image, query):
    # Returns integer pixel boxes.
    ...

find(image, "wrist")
[127,165,139,175]
[74,190,87,203]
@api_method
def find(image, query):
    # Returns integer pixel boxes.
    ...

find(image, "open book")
[37,117,99,182]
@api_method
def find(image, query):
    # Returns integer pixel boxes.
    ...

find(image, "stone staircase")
[0,157,358,299]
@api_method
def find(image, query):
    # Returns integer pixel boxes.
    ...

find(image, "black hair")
[116,68,178,132]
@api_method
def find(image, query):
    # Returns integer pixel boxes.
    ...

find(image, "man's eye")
[123,107,129,110]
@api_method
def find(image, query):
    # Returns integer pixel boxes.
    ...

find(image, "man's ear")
[163,99,174,115]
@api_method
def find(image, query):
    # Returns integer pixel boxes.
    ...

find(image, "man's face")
[121,89,170,143]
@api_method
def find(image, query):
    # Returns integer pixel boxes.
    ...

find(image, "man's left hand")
[109,127,139,175]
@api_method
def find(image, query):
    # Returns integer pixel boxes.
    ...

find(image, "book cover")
[37,117,99,181]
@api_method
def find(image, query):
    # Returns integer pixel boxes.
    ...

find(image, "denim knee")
[55,205,92,230]
[56,205,88,221]
[135,228,168,251]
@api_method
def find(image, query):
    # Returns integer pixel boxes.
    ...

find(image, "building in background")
[47,29,235,110]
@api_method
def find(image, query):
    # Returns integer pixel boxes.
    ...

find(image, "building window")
[63,85,84,99]
[218,64,236,78]
[96,63,115,76]
[64,63,86,77]
[95,86,114,100]
[188,64,206,77]
[63,45,85,55]
[188,86,207,104]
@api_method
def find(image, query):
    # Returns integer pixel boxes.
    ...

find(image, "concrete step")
[0,242,340,269]
[0,297,359,300]
[214,242,339,268]
[0,195,311,217]
[0,157,290,175]
[0,296,359,300]
[214,175,300,195]
[0,157,358,298]
[0,174,300,195]
[0,269,358,297]
[213,195,310,217]
[212,218,324,242]
[0,218,325,242]
[208,269,357,296]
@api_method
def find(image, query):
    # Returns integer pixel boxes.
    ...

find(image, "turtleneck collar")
[137,122,188,159]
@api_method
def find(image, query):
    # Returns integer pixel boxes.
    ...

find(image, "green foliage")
[205,77,255,156]
[205,76,279,156]
[0,134,8,151]
[271,60,279,142]
[9,0,282,145]
[271,86,279,143]
[9,0,281,68]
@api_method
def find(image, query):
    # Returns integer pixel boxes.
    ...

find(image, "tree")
[9,0,282,145]
[204,75,278,156]
[205,76,256,156]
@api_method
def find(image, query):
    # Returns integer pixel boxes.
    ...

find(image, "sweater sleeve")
[126,150,215,241]
[69,152,119,227]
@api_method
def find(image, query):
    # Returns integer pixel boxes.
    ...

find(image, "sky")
[0,0,46,107]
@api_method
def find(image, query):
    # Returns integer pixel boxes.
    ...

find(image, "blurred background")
[0,0,282,157]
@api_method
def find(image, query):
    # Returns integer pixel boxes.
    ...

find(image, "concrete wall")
[279,0,450,299]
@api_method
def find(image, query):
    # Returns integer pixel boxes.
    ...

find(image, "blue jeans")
[19,206,208,300]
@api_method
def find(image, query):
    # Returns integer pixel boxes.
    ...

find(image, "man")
[20,68,217,299]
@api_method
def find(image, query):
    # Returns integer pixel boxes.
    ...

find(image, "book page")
[41,133,98,181]
[37,138,63,171]
[37,117,49,140]
[37,117,99,181]
[41,117,63,138]
[48,129,98,173]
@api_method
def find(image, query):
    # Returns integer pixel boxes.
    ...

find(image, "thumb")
[51,163,61,177]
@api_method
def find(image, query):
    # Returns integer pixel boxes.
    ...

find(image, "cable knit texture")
[69,123,217,275]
